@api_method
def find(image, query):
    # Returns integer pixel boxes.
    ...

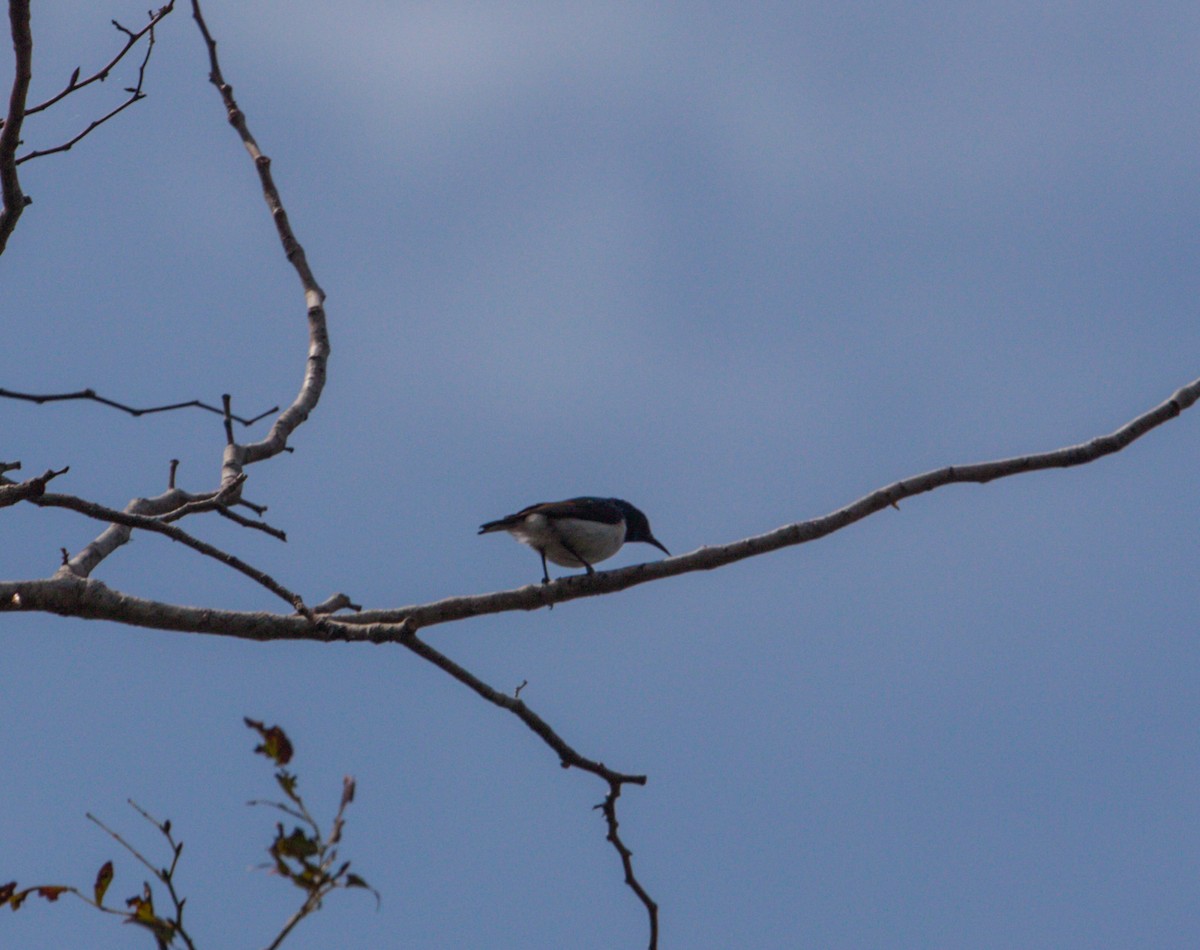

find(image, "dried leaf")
[272,825,319,860]
[126,882,155,921]
[94,861,114,905]
[275,769,299,800]
[244,718,293,765]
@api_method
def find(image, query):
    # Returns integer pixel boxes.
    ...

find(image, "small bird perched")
[479,496,670,583]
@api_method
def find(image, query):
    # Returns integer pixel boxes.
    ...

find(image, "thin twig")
[312,592,361,614]
[0,465,68,508]
[88,803,199,950]
[396,626,654,944]
[34,491,307,611]
[15,5,173,164]
[18,4,175,118]
[222,393,235,445]
[86,812,161,880]
[263,891,322,950]
[17,90,144,163]
[599,780,658,950]
[399,625,647,784]
[0,387,278,426]
[215,505,288,541]
[126,802,197,950]
[155,473,247,522]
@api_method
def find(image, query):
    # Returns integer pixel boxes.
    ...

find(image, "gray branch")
[5,375,1196,639]
[18,0,333,584]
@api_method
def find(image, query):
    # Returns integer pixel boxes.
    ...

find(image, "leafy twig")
[244,719,379,950]
[4,720,374,949]
[87,805,197,950]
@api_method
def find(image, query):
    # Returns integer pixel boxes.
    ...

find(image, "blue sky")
[4,2,1199,948]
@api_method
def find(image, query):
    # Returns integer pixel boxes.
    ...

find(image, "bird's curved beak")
[647,536,670,557]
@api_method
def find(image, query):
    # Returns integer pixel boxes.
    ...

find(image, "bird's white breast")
[511,513,627,567]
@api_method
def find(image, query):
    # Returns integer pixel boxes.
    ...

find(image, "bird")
[479,496,670,583]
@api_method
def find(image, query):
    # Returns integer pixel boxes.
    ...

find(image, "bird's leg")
[538,549,551,585]
[548,526,595,576]
[562,541,595,575]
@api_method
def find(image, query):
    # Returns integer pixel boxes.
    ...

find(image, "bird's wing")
[531,498,625,524]
[478,500,558,533]
[479,497,626,534]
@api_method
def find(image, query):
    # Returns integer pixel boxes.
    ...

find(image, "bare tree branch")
[395,625,655,945]
[0,386,279,425]
[0,464,68,508]
[31,489,307,612]
[16,7,169,165]
[19,4,174,119]
[5,374,1196,638]
[0,0,33,253]
[15,372,1194,950]
[189,0,329,479]
[4,0,330,593]
[599,779,658,950]
[398,624,647,785]
[4,7,1190,947]
[1,3,175,248]
[214,505,288,541]
[17,72,147,164]
[312,592,361,615]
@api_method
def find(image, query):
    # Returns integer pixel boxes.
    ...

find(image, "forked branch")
[19,3,175,119]
[4,375,1197,636]
[15,12,161,165]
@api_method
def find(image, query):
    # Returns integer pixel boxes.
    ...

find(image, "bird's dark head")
[611,498,670,557]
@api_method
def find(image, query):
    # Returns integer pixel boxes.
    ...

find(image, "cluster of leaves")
[2,719,375,949]
[245,717,378,940]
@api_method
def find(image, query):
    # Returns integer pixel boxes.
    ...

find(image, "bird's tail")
[478,517,519,535]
